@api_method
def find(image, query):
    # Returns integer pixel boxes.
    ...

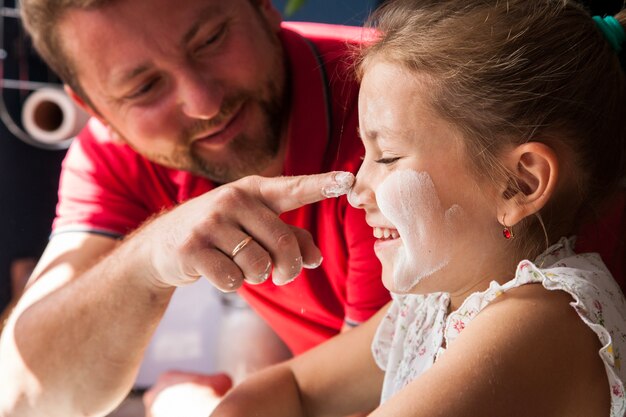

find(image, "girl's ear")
[497,142,559,226]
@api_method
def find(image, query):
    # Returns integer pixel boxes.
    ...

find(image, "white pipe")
[21,87,89,145]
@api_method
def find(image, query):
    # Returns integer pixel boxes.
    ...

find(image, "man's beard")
[150,80,287,184]
[189,89,285,183]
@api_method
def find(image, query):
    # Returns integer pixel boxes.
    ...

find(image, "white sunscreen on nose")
[347,186,363,208]
[376,170,464,292]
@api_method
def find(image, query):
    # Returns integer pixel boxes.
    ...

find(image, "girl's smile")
[372,227,400,240]
[372,226,402,256]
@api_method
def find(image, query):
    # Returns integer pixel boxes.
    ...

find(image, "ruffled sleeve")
[372,292,450,404]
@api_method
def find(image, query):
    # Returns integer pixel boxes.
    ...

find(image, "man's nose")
[177,70,223,120]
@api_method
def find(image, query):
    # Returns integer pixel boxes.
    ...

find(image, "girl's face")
[350,60,502,296]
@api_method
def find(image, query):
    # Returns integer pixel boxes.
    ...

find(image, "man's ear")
[64,84,98,119]
[64,84,125,143]
[256,0,283,32]
[497,142,559,226]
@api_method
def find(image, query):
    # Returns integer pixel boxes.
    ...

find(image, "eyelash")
[127,79,159,99]
[124,25,227,101]
[198,24,227,52]
[375,157,400,165]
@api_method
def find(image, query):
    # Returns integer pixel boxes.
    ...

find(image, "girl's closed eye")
[375,156,401,165]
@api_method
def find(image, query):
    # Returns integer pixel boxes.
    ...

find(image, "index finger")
[248,171,355,214]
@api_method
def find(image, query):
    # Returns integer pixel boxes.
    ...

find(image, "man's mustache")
[186,95,247,140]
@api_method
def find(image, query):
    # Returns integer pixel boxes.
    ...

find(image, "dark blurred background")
[0,0,65,313]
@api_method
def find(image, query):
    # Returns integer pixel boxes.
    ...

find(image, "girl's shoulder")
[441,238,626,417]
[446,237,626,356]
[439,281,613,416]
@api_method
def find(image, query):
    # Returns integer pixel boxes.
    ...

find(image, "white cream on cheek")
[375,170,464,292]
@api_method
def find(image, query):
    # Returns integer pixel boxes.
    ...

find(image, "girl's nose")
[347,169,376,209]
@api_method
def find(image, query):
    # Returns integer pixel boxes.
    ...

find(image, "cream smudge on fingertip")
[322,171,355,198]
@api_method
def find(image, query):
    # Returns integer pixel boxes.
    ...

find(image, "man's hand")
[142,171,354,291]
[143,371,233,417]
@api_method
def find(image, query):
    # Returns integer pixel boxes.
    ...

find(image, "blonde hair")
[359,0,626,255]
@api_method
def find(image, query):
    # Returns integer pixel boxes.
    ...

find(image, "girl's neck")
[446,250,521,311]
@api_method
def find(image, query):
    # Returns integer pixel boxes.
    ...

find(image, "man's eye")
[197,25,226,51]
[126,78,159,99]
[375,157,400,165]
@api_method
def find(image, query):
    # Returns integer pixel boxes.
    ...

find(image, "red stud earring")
[502,214,514,240]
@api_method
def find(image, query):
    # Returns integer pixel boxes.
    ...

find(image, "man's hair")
[20,0,114,105]
[359,0,626,256]
[20,0,263,107]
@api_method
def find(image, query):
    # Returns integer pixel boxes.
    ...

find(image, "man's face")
[60,0,287,183]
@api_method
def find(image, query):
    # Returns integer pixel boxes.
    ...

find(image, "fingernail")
[247,261,272,285]
[273,257,302,286]
[303,256,323,269]
[322,172,355,198]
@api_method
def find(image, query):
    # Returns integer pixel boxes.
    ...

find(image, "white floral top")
[372,237,626,416]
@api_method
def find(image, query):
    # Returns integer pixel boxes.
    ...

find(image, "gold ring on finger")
[230,236,253,258]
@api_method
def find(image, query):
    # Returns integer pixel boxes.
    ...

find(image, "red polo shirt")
[52,22,389,354]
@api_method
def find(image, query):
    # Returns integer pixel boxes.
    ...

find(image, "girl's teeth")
[373,227,399,240]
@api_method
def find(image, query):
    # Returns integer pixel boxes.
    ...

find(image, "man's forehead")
[59,0,228,41]
[58,0,234,89]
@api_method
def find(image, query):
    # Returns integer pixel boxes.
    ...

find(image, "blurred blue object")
[272,0,383,26]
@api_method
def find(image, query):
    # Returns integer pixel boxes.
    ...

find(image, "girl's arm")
[371,285,609,417]
[211,302,390,417]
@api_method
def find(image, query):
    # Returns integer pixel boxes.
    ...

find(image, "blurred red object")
[577,190,626,293]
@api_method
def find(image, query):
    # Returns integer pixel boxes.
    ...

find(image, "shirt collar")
[279,23,331,176]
